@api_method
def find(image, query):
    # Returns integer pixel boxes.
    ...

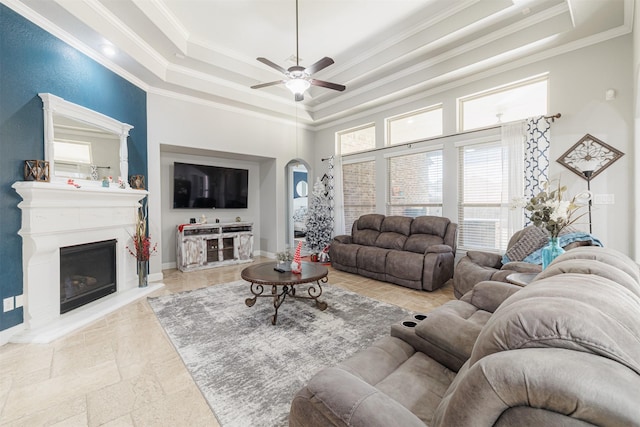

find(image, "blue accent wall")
[0,4,147,332]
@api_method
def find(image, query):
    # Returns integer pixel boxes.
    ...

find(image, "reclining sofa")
[329,214,457,291]
[290,247,640,426]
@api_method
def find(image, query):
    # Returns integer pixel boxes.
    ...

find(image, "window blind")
[457,141,510,251]
[387,149,443,217]
[342,160,376,232]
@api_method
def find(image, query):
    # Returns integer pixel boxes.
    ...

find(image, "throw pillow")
[504,226,549,262]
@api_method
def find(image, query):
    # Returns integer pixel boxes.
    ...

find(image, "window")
[53,140,93,164]
[387,149,442,217]
[342,159,376,232]
[459,75,548,131]
[387,106,443,145]
[457,141,510,251]
[338,124,375,155]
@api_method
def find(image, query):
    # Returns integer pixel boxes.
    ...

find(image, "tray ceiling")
[8,0,633,126]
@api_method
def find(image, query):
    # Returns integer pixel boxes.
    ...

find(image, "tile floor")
[0,257,454,426]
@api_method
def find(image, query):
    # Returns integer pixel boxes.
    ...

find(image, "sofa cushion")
[469,275,640,376]
[376,232,407,250]
[294,366,426,427]
[381,215,413,235]
[434,349,640,427]
[338,336,416,385]
[353,229,380,246]
[404,234,444,254]
[338,336,455,425]
[550,246,640,285]
[352,214,384,246]
[411,216,450,238]
[536,258,640,297]
[356,213,385,231]
[386,251,424,281]
[357,246,389,274]
[330,242,361,268]
[374,216,412,250]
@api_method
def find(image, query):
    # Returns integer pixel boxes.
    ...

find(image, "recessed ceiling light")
[101,43,117,57]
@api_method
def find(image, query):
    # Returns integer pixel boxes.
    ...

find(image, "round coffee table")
[241,261,329,325]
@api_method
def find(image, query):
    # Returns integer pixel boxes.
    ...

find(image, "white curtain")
[501,120,526,237]
[327,155,346,236]
[524,116,552,225]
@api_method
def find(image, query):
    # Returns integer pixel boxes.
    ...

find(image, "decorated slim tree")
[305,177,333,254]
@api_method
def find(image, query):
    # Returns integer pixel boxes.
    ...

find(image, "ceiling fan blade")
[295,92,304,102]
[310,79,346,92]
[256,57,287,75]
[251,80,285,89]
[305,57,334,75]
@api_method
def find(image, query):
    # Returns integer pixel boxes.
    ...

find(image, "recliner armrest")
[412,311,484,371]
[426,244,453,254]
[501,261,542,273]
[332,235,352,244]
[290,367,425,427]
[465,250,503,268]
[460,280,522,313]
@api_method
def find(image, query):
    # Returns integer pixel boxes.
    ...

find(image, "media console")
[176,222,253,272]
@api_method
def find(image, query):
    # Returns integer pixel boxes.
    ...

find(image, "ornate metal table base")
[245,277,328,325]
[241,262,330,325]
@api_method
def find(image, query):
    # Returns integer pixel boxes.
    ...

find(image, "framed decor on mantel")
[24,160,50,182]
[129,174,145,190]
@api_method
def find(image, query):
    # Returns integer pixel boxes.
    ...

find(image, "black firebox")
[60,239,117,314]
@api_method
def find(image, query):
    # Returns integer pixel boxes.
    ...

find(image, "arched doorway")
[287,160,310,250]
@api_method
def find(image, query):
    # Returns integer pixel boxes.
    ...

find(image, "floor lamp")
[582,169,593,233]
[556,133,624,234]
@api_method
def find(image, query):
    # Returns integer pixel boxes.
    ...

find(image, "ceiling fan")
[250,0,346,102]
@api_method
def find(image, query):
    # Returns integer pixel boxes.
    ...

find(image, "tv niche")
[173,162,248,209]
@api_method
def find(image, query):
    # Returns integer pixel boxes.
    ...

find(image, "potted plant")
[513,180,589,268]
[275,248,293,271]
[126,199,157,287]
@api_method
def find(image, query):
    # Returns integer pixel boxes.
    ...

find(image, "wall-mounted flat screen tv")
[173,162,248,209]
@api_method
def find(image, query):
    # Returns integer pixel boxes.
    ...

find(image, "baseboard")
[162,261,177,270]
[149,271,164,283]
[0,323,25,347]
[259,250,276,259]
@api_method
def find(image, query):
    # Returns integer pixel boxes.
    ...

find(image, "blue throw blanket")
[502,232,603,265]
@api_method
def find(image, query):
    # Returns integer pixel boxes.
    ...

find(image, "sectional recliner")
[290,247,640,426]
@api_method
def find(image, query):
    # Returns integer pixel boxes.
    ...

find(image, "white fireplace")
[10,181,163,343]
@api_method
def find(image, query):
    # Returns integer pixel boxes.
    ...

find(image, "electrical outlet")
[3,297,14,312]
[15,294,24,308]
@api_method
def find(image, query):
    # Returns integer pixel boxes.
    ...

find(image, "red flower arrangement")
[127,202,157,261]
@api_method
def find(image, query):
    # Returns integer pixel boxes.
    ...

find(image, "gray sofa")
[290,247,640,426]
[329,214,457,291]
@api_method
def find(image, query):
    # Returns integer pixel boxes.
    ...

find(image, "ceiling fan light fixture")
[250,0,345,100]
[285,78,311,95]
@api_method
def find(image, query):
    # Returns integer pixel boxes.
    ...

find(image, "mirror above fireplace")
[38,93,133,186]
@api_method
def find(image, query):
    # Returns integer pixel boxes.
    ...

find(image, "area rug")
[148,280,412,427]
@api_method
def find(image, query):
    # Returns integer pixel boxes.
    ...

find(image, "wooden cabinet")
[176,222,253,272]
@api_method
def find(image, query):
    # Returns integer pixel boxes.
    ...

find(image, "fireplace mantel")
[11,181,163,343]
